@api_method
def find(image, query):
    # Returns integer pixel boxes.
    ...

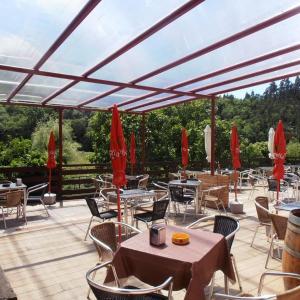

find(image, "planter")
[44,193,56,205]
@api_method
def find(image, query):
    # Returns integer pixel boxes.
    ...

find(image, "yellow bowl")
[172,232,190,245]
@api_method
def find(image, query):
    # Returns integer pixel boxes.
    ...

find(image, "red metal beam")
[94,5,300,110]
[0,100,142,115]
[5,0,101,103]
[0,64,205,98]
[119,43,300,109]
[41,0,204,105]
[126,59,300,111]
[140,70,300,113]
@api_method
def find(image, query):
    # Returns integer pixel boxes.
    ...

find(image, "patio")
[0,186,286,300]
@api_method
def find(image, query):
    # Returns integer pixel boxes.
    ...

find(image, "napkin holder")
[150,224,166,246]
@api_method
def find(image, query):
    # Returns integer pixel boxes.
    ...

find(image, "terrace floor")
[0,186,290,299]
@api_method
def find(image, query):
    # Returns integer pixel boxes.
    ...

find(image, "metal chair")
[214,271,300,300]
[187,215,242,299]
[138,174,149,190]
[84,197,119,241]
[200,185,227,215]
[168,186,194,222]
[267,178,289,202]
[152,181,169,190]
[0,190,23,229]
[265,213,288,268]
[133,199,169,228]
[26,183,49,217]
[251,196,272,248]
[86,260,173,300]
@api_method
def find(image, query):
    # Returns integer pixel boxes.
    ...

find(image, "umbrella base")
[44,193,56,205]
[229,200,244,214]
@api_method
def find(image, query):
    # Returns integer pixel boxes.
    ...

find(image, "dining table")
[107,189,155,225]
[105,225,235,300]
[168,179,202,214]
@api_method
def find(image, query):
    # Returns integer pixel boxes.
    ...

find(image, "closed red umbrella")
[130,132,136,175]
[230,125,241,201]
[181,128,189,178]
[273,120,286,205]
[110,105,127,239]
[47,131,56,193]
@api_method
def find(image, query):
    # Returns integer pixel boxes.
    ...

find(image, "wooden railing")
[1,157,299,203]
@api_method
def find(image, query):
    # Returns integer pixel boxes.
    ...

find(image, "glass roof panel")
[49,81,115,105]
[16,75,71,103]
[121,93,175,110]
[179,49,300,92]
[84,96,126,109]
[92,0,300,82]
[0,70,26,100]
[0,0,86,68]
[42,0,184,75]
[135,96,194,112]
[202,65,300,95]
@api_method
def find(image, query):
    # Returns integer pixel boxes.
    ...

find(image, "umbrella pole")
[276,179,280,208]
[49,168,51,193]
[234,168,238,202]
[131,164,133,175]
[117,187,122,243]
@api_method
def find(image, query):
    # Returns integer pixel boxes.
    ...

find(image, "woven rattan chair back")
[268,178,279,192]
[213,215,239,251]
[138,174,149,189]
[277,284,300,300]
[154,190,168,201]
[100,188,118,203]
[270,213,288,240]
[90,223,118,262]
[255,197,271,224]
[5,190,22,207]
[151,199,169,222]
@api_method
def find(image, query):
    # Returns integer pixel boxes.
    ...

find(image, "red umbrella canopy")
[273,120,286,180]
[130,132,136,166]
[110,105,127,187]
[230,125,241,169]
[47,131,56,169]
[181,128,189,167]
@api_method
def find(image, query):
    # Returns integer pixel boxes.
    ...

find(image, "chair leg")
[40,200,50,217]
[250,224,260,247]
[265,235,275,269]
[84,216,93,241]
[208,272,215,300]
[231,254,242,292]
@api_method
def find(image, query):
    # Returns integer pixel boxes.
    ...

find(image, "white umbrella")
[268,127,275,159]
[204,125,211,163]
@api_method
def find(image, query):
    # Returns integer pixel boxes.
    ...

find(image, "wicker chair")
[86,260,173,300]
[84,198,119,241]
[214,271,300,300]
[87,222,142,298]
[267,178,289,202]
[251,196,271,248]
[200,185,227,215]
[1,190,23,229]
[187,215,242,299]
[265,213,288,268]
[138,174,149,190]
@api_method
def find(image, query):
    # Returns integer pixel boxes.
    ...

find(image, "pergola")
[1,0,300,177]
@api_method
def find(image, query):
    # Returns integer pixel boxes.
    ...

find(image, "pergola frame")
[1,0,300,181]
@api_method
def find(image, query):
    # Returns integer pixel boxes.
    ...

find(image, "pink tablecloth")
[106,225,235,300]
